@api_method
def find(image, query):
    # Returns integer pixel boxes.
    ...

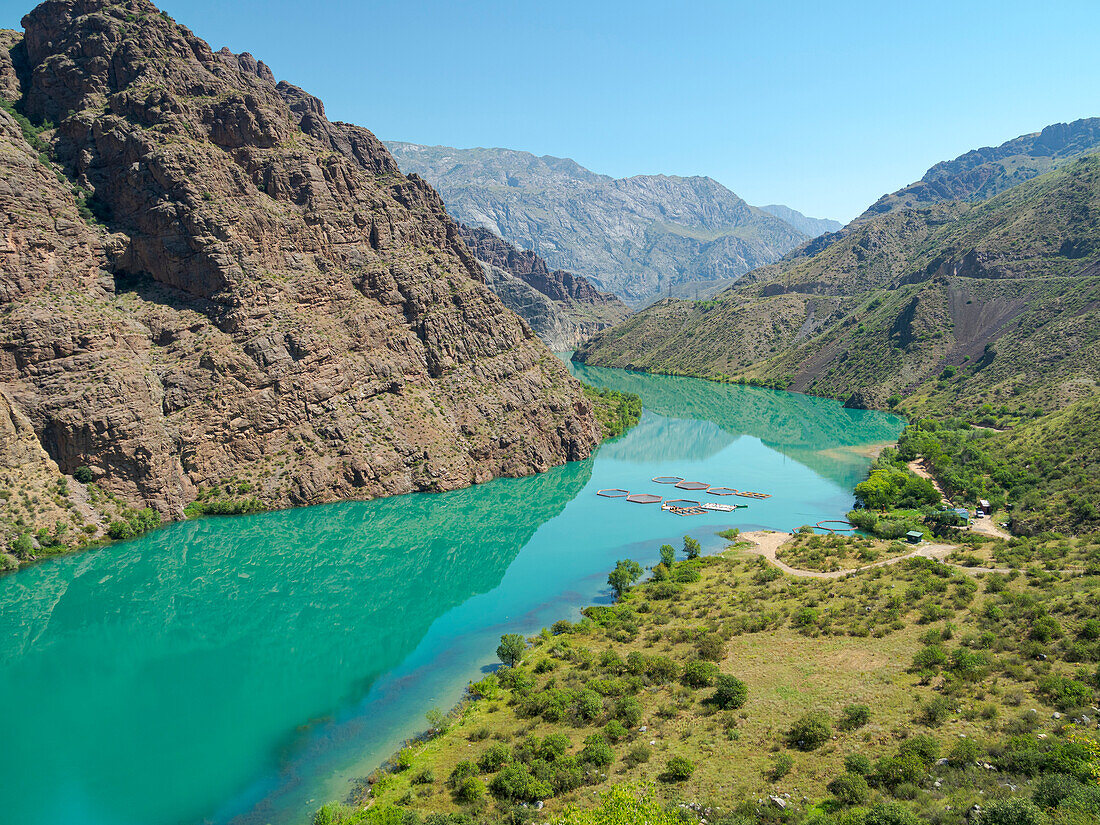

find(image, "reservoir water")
[0,363,903,825]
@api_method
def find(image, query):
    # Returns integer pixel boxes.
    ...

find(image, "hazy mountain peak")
[761,204,843,237]
[384,141,808,303]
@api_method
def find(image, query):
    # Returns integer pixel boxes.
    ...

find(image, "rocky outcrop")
[0,0,600,546]
[457,224,629,348]
[384,142,809,303]
[861,117,1100,220]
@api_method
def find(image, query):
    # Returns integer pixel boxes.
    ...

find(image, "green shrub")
[711,675,748,709]
[681,659,718,688]
[897,734,940,765]
[976,797,1050,825]
[614,695,643,726]
[917,696,953,727]
[659,544,676,567]
[447,760,477,790]
[838,703,871,731]
[695,632,725,661]
[552,619,573,635]
[1037,674,1095,710]
[603,719,629,742]
[662,755,696,781]
[539,732,571,761]
[911,644,948,671]
[844,753,873,775]
[786,711,832,750]
[73,466,94,483]
[649,581,682,600]
[579,733,614,767]
[948,737,982,767]
[646,656,679,683]
[827,772,870,805]
[455,776,486,803]
[489,764,549,802]
[477,742,512,772]
[574,689,603,721]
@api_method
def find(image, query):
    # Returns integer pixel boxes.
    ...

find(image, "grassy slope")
[340,532,1100,825]
[577,155,1100,416]
[898,398,1100,535]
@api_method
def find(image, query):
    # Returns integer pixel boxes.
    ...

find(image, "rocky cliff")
[383,142,809,303]
[457,224,629,349]
[0,0,601,555]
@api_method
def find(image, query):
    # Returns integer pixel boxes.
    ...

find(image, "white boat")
[700,502,737,512]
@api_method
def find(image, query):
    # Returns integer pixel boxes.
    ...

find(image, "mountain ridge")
[384,141,811,303]
[577,146,1100,421]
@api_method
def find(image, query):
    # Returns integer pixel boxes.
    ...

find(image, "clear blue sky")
[4,0,1100,221]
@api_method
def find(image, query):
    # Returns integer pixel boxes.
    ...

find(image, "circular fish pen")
[596,489,630,498]
[626,493,662,504]
[706,487,738,496]
[652,476,684,484]
[815,519,856,533]
[675,481,710,490]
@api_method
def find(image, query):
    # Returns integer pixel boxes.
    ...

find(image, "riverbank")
[1,366,906,825]
[334,525,1100,825]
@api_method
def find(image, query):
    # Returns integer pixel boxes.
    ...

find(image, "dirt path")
[734,530,955,580]
[908,459,951,504]
[732,531,1069,579]
[969,516,1012,541]
[907,459,1011,540]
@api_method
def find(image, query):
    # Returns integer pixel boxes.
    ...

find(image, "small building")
[979,499,992,515]
[906,530,923,544]
[953,507,970,524]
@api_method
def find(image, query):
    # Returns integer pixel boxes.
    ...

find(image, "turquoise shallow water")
[0,364,902,825]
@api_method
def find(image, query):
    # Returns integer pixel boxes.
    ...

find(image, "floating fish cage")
[651,476,684,484]
[706,487,738,496]
[735,490,772,499]
[596,489,630,498]
[815,520,856,533]
[675,481,710,490]
[662,499,703,516]
[626,493,663,504]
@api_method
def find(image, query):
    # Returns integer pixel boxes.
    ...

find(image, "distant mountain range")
[384,142,837,304]
[761,204,842,237]
[577,118,1100,531]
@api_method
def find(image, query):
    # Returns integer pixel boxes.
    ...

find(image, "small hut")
[906,530,923,544]
[978,499,992,515]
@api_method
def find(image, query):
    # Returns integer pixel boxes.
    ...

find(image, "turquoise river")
[0,362,903,825]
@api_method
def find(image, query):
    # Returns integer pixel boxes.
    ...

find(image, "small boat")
[700,502,738,512]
